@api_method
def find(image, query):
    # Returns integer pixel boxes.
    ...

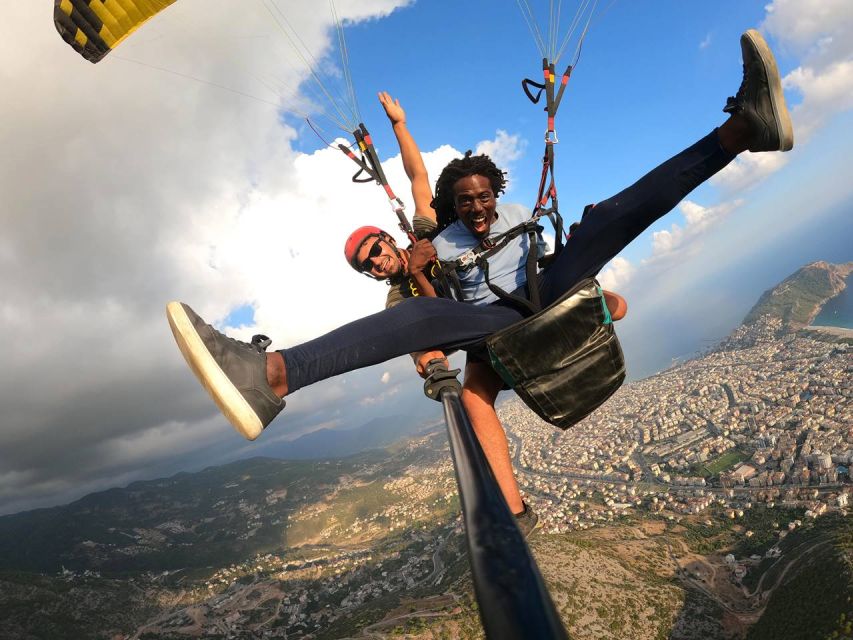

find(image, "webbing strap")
[522,59,572,143]
[435,221,545,314]
[475,227,542,315]
[356,124,415,242]
[477,257,537,316]
[437,57,575,314]
[523,58,572,253]
[453,219,544,273]
[336,123,415,241]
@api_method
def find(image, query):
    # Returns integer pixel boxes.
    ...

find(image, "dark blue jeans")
[282,130,734,392]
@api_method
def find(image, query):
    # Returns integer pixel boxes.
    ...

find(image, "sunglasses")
[359,239,383,273]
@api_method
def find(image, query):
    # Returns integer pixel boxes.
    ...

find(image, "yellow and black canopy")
[53,0,177,63]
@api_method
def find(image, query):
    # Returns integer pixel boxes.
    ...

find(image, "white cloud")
[644,199,743,265]
[380,371,391,384]
[699,33,712,50]
[711,153,790,193]
[475,130,527,168]
[0,2,416,514]
[597,257,636,291]
[214,140,462,351]
[783,60,853,141]
[359,383,401,406]
[760,0,853,144]
[701,0,853,193]
[762,0,853,59]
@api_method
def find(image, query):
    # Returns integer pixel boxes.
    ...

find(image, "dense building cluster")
[501,319,851,534]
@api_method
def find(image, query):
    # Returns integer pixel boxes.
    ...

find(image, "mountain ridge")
[743,260,853,328]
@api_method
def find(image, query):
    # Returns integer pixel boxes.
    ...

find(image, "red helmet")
[344,225,385,271]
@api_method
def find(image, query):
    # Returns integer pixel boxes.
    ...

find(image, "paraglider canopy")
[54,0,178,64]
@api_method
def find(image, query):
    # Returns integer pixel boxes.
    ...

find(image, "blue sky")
[0,1,850,514]
[284,0,850,286]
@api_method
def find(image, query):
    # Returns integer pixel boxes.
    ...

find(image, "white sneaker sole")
[166,301,264,440]
[744,29,794,152]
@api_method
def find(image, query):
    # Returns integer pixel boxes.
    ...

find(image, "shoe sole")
[744,29,794,151]
[166,301,264,440]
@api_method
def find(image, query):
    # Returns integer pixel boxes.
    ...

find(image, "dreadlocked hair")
[431,151,507,231]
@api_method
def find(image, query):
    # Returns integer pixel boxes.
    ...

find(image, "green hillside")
[744,261,852,328]
[746,514,853,640]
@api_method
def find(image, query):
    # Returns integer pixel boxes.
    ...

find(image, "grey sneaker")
[515,501,539,538]
[166,302,284,440]
[724,29,794,152]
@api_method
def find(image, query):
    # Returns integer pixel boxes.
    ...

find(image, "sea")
[812,274,853,329]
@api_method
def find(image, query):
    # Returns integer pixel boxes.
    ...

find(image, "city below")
[0,260,851,639]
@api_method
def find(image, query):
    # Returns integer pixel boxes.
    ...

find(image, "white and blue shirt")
[432,203,546,306]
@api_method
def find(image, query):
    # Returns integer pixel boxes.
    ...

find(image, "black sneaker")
[166,302,284,440]
[515,501,539,538]
[724,29,794,152]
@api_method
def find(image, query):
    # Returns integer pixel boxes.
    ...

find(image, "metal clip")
[456,250,477,269]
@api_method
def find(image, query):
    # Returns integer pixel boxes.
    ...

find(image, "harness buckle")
[545,129,559,144]
[456,250,477,269]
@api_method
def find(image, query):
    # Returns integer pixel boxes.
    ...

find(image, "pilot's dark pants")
[282,130,734,392]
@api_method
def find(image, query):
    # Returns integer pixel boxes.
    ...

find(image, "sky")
[0,0,851,515]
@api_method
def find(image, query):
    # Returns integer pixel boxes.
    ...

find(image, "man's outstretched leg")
[540,29,793,303]
[166,297,524,439]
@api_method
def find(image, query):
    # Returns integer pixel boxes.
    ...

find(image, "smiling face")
[355,235,403,279]
[452,174,497,238]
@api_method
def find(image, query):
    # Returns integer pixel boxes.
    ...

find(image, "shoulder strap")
[475,226,542,316]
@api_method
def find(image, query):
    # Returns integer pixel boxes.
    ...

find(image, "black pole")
[423,363,569,640]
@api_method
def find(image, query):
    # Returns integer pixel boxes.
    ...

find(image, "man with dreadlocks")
[168,29,793,513]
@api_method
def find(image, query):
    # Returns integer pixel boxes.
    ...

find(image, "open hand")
[378,91,406,126]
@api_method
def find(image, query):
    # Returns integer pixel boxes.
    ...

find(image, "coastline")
[802,262,853,327]
[803,325,853,339]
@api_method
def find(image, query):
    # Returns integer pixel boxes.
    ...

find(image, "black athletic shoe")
[724,29,794,152]
[166,302,284,440]
[515,501,539,538]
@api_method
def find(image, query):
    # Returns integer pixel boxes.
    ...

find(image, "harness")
[434,216,547,315]
[400,261,442,298]
[524,59,573,250]
[433,59,576,316]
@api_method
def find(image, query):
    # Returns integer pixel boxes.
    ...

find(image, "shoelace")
[207,322,271,354]
[723,62,748,114]
[251,335,272,352]
[724,52,756,115]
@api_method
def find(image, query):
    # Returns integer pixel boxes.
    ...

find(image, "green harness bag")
[486,278,626,430]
